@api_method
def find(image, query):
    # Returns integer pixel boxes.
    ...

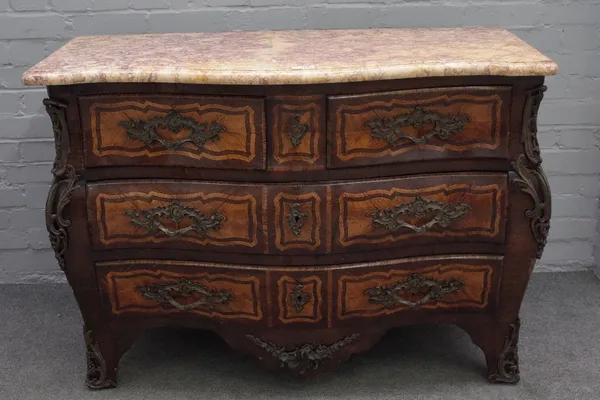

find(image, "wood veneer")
[41,74,550,388]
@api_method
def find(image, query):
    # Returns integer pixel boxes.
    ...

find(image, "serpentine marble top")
[22,27,557,86]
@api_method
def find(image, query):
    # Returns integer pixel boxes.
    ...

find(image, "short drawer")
[332,173,507,252]
[334,255,501,321]
[79,95,265,170]
[271,270,327,326]
[267,95,326,171]
[266,185,327,253]
[98,260,265,321]
[327,86,510,168]
[87,181,264,252]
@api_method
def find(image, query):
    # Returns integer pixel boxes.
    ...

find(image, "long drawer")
[97,255,501,325]
[79,94,266,170]
[327,86,511,168]
[87,173,507,254]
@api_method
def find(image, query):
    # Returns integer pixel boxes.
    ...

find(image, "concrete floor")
[0,271,598,400]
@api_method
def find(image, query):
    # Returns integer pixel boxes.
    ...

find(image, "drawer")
[271,270,327,326]
[327,86,510,168]
[334,255,501,321]
[266,185,327,253]
[79,95,265,170]
[98,260,265,321]
[87,181,264,252]
[332,173,507,252]
[267,95,326,171]
[97,255,499,325]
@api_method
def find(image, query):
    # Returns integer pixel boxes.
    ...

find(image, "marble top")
[22,28,558,86]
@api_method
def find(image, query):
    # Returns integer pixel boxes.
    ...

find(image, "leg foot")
[84,326,117,389]
[486,318,520,384]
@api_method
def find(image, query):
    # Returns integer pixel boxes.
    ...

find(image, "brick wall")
[0,0,599,283]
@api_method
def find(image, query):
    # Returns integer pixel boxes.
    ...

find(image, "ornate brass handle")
[365,273,464,309]
[137,279,233,311]
[365,105,470,145]
[286,113,309,148]
[286,203,308,236]
[368,196,471,233]
[119,110,227,149]
[124,200,226,237]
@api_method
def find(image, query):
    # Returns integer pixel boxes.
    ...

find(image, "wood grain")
[272,191,323,252]
[102,268,263,320]
[333,173,507,251]
[337,263,495,320]
[79,95,266,170]
[328,86,510,168]
[87,181,262,252]
[276,275,323,324]
[268,95,325,170]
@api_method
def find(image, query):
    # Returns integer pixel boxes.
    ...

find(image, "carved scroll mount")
[365,105,470,145]
[368,196,471,234]
[488,318,520,384]
[286,113,309,148]
[119,110,227,150]
[46,165,78,271]
[290,283,312,313]
[521,85,547,166]
[286,203,308,236]
[365,273,464,309]
[511,154,551,258]
[84,326,116,390]
[137,279,233,311]
[246,333,360,374]
[124,200,226,237]
[43,98,71,178]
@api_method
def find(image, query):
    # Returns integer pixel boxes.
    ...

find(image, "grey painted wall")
[0,0,599,283]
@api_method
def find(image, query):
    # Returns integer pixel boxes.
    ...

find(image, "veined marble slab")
[22,28,558,86]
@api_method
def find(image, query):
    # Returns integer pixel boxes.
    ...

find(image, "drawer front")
[267,185,327,253]
[333,174,507,252]
[268,95,326,171]
[272,271,327,326]
[88,181,264,252]
[80,95,265,170]
[327,86,510,168]
[98,261,264,321]
[334,255,501,320]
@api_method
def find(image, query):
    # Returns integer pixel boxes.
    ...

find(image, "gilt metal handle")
[124,200,226,237]
[365,273,464,309]
[137,279,233,311]
[365,105,470,145]
[286,113,309,148]
[368,196,471,233]
[119,110,226,149]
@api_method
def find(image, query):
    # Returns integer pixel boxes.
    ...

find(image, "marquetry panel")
[268,187,327,253]
[333,174,507,252]
[87,181,263,252]
[268,95,325,171]
[102,267,264,320]
[335,255,501,320]
[79,95,266,169]
[276,275,324,324]
[327,86,510,168]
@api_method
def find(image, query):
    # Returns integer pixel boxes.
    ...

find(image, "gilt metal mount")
[365,105,469,145]
[124,200,225,237]
[119,110,226,149]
